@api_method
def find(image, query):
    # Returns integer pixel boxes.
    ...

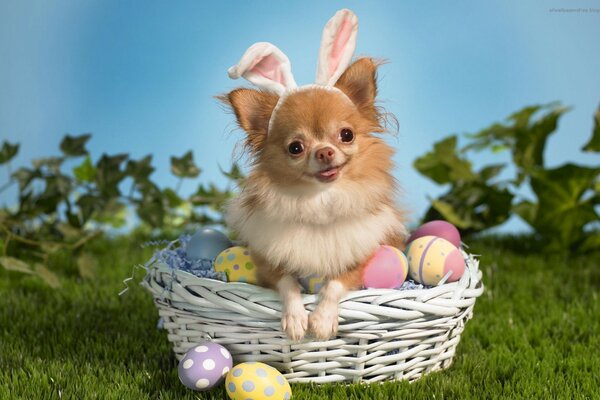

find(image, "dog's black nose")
[316,147,335,164]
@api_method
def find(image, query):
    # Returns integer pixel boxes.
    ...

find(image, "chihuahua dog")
[222,9,407,340]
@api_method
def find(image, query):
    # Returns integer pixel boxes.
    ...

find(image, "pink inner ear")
[329,17,353,77]
[249,54,285,85]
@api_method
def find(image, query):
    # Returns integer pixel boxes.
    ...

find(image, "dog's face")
[263,88,362,186]
[224,57,393,192]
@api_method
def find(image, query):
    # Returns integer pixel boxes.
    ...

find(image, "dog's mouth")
[315,164,345,183]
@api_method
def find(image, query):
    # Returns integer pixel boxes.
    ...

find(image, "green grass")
[1,235,599,399]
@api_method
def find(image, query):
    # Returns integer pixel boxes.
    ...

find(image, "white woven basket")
[143,247,483,384]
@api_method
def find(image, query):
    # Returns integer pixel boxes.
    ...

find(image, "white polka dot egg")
[178,342,233,391]
[226,362,292,400]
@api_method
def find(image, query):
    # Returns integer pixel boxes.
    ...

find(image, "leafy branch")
[0,134,244,286]
[414,103,599,252]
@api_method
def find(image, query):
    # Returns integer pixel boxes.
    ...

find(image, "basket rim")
[143,249,483,307]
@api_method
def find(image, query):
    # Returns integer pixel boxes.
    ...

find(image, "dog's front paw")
[308,304,339,340]
[282,302,308,341]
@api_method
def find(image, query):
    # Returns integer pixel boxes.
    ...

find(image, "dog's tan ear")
[335,57,380,122]
[220,89,279,153]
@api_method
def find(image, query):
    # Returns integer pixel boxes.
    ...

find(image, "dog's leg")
[253,253,308,341]
[276,275,308,341]
[308,279,345,340]
[309,266,363,340]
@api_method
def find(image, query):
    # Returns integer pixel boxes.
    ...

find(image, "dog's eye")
[340,128,354,143]
[288,141,305,155]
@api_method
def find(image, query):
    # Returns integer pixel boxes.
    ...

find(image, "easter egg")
[186,228,233,260]
[225,362,292,400]
[362,245,408,289]
[406,236,465,286]
[407,220,461,248]
[214,246,258,284]
[178,342,233,391]
[298,273,326,294]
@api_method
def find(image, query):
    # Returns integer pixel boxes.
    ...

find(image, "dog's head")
[221,9,395,191]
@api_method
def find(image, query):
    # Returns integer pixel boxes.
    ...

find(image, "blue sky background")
[1,0,599,231]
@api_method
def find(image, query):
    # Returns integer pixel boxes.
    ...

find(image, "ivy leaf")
[95,154,128,197]
[163,188,183,208]
[413,136,477,184]
[513,105,570,174]
[220,163,245,183]
[35,175,72,214]
[34,263,61,288]
[136,182,165,227]
[425,182,513,234]
[0,141,19,164]
[463,122,510,152]
[531,164,598,210]
[77,253,97,280]
[479,164,506,181]
[462,103,569,183]
[525,163,600,249]
[126,155,155,183]
[76,194,106,222]
[170,151,201,178]
[32,157,64,174]
[17,190,37,216]
[60,133,91,157]
[582,106,600,152]
[93,199,128,228]
[40,242,62,254]
[0,256,33,274]
[56,223,83,241]
[508,104,544,128]
[513,200,537,227]
[12,167,41,191]
[190,183,232,210]
[73,156,96,183]
[491,144,509,153]
[429,199,476,230]
[580,232,600,252]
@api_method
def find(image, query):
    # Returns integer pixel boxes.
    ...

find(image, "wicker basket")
[142,245,483,384]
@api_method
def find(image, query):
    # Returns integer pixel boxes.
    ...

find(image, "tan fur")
[222,58,408,340]
[219,89,279,156]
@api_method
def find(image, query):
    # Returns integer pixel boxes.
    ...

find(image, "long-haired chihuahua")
[221,9,408,341]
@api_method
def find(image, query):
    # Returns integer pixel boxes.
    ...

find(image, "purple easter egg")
[407,220,461,248]
[178,342,233,391]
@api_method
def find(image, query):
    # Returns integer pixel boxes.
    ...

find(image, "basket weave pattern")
[143,250,483,384]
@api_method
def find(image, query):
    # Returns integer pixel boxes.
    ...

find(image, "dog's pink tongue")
[320,168,338,177]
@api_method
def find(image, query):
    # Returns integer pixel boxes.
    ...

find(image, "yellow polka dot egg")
[214,246,257,284]
[226,362,292,400]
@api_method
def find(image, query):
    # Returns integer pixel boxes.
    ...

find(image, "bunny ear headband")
[227,9,359,132]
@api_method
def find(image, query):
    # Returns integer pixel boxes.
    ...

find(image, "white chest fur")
[226,185,406,277]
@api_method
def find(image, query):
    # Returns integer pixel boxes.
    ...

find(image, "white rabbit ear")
[315,9,359,87]
[228,42,297,95]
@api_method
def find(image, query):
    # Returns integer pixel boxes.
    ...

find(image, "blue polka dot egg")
[225,362,292,400]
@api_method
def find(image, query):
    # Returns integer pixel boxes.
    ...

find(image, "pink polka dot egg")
[406,235,465,286]
[226,362,292,400]
[362,245,408,289]
[178,342,233,391]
